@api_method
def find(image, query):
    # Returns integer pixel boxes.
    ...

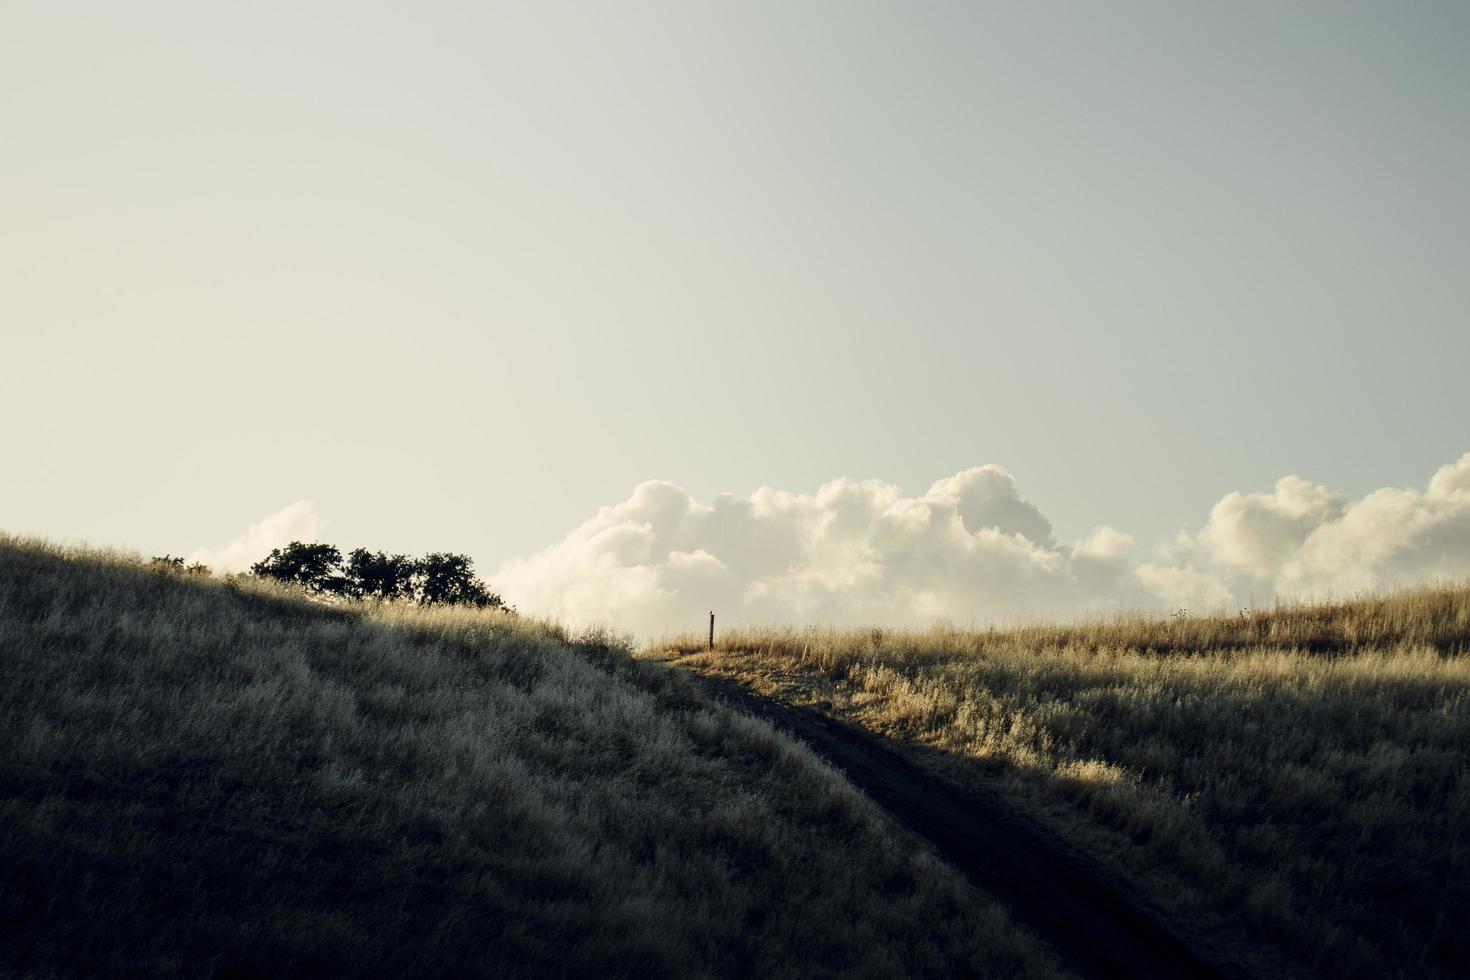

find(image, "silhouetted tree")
[343,548,416,601]
[248,542,508,610]
[249,542,346,595]
[415,552,504,609]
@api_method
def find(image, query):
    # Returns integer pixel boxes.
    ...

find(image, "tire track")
[683,669,1241,980]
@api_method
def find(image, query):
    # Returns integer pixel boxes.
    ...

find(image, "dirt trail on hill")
[676,667,1244,980]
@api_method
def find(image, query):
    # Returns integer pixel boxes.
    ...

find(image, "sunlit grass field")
[0,537,1060,978]
[657,588,1470,979]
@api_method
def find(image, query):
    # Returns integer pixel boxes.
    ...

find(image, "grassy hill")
[0,538,1059,978]
[656,589,1470,979]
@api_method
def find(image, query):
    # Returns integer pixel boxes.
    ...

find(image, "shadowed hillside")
[0,537,1060,979]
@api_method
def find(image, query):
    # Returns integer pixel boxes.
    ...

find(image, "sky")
[4,2,1468,635]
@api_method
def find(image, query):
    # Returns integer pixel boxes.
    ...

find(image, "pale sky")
[4,3,1468,629]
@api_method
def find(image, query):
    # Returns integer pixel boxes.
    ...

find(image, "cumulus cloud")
[197,454,1470,636]
[1198,476,1345,581]
[1135,559,1235,612]
[1144,452,1470,607]
[493,466,1138,637]
[495,452,1470,635]
[927,466,1055,546]
[1279,453,1470,595]
[188,500,323,573]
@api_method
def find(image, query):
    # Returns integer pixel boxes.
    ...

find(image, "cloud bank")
[1142,452,1470,608]
[495,453,1470,637]
[193,453,1470,637]
[493,466,1143,637]
[188,500,322,573]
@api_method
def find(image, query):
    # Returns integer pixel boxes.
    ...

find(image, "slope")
[0,538,1058,979]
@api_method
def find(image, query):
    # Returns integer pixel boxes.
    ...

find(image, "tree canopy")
[249,542,507,611]
[249,543,347,595]
[416,552,498,608]
[343,549,416,601]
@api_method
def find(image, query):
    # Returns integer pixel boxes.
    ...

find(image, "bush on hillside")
[149,555,211,576]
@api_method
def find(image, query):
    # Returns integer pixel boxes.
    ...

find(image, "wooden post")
[708,611,715,651]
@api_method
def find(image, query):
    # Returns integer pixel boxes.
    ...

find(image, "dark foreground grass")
[0,537,1060,979]
[656,588,1470,979]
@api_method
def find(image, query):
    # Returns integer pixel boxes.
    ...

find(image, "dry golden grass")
[0,535,1062,979]
[655,586,1470,979]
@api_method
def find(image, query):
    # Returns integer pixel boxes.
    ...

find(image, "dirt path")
[678,667,1241,980]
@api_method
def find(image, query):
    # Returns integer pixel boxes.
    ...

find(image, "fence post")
[708,611,714,651]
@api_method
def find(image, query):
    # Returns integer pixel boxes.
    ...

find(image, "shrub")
[149,555,210,575]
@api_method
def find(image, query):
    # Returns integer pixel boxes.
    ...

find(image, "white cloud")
[1134,561,1235,612]
[198,453,1470,635]
[1197,476,1345,580]
[1279,454,1470,596]
[927,466,1055,546]
[1143,452,1470,607]
[493,467,1137,637]
[187,501,323,573]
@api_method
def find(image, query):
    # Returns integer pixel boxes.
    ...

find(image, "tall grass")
[0,536,1060,978]
[658,586,1470,978]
